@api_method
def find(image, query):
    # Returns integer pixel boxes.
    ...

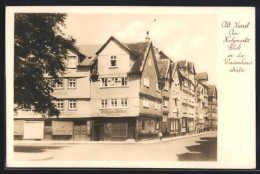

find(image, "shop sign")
[100,109,127,115]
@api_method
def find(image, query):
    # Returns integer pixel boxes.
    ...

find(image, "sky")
[62,13,217,85]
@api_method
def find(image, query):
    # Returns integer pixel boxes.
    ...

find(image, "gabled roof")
[77,44,102,66]
[96,36,137,57]
[93,36,160,80]
[177,60,188,68]
[171,62,177,77]
[195,72,208,81]
[126,41,150,73]
[126,41,152,74]
[177,60,196,73]
[208,85,217,97]
[157,59,170,80]
[158,51,169,59]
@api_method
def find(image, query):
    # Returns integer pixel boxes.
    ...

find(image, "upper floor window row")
[56,99,77,110]
[101,98,128,109]
[54,78,77,89]
[100,77,128,87]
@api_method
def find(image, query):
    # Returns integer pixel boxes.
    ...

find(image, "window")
[122,77,127,86]
[155,82,160,92]
[69,100,77,110]
[101,78,108,87]
[143,98,149,108]
[68,79,76,88]
[171,120,179,131]
[112,123,127,137]
[182,118,186,128]
[111,99,118,108]
[171,121,174,131]
[156,121,160,130]
[57,100,64,110]
[121,98,128,107]
[163,100,168,108]
[164,82,169,91]
[162,116,167,122]
[155,101,158,110]
[56,79,64,89]
[68,56,77,68]
[100,77,127,87]
[22,102,31,111]
[141,121,145,130]
[111,77,118,87]
[174,99,178,106]
[101,99,108,108]
[110,56,117,67]
[144,77,149,87]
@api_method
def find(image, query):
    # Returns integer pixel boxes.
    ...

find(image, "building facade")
[14,33,218,141]
[207,85,218,130]
[195,72,209,132]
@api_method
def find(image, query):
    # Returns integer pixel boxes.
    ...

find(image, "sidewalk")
[14,131,217,146]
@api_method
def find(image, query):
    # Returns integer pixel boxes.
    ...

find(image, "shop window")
[69,100,77,110]
[110,56,117,67]
[156,121,160,130]
[170,121,174,131]
[141,121,145,130]
[111,123,127,137]
[57,100,64,110]
[68,79,76,88]
[182,118,187,128]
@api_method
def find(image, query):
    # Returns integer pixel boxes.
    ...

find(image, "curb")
[14,131,217,146]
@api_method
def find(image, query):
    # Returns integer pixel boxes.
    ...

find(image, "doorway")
[94,125,104,141]
[128,122,135,139]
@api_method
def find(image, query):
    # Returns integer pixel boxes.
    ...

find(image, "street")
[14,131,217,161]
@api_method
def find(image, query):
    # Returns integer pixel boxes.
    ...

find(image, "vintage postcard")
[5,6,255,168]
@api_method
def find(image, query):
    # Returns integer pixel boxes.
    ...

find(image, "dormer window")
[110,56,117,67]
[68,56,77,68]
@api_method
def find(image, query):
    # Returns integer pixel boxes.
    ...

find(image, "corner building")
[90,36,162,141]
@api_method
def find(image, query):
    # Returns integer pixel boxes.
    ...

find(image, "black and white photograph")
[6,6,255,168]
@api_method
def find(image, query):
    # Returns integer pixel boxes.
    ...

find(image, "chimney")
[145,31,150,42]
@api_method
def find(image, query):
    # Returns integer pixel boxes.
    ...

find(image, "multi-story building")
[177,61,197,134]
[89,35,162,141]
[14,49,94,140]
[195,72,209,132]
[156,53,171,136]
[13,32,218,141]
[207,85,218,130]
